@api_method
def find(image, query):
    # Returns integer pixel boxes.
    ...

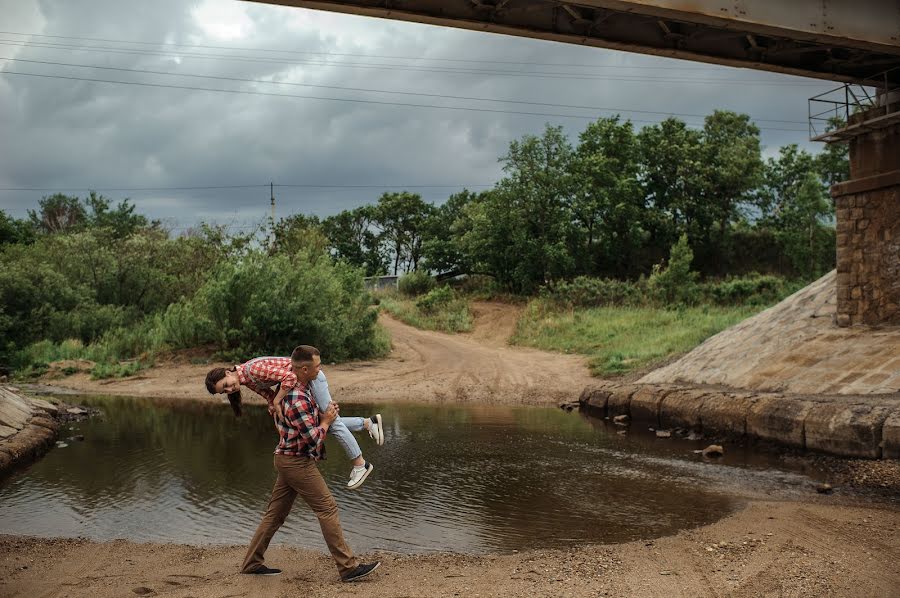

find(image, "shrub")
[398,270,435,297]
[542,276,646,308]
[648,234,700,305]
[415,285,455,313]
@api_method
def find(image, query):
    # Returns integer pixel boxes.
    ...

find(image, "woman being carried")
[205,350,384,490]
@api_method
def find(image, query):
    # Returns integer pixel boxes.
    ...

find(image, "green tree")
[637,118,707,257]
[268,213,325,257]
[0,210,35,245]
[373,192,434,275]
[28,193,87,234]
[699,111,763,272]
[648,234,699,305]
[84,192,154,238]
[322,206,386,276]
[421,189,478,276]
[756,145,835,276]
[488,125,577,290]
[570,116,645,277]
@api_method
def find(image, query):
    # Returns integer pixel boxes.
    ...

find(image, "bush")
[398,270,435,297]
[415,285,455,313]
[700,274,806,306]
[542,276,646,308]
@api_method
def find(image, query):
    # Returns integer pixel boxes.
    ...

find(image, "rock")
[28,397,58,414]
[613,414,630,426]
[702,444,724,458]
[55,441,69,448]
[71,435,85,442]
[655,430,672,438]
[66,407,87,415]
[616,430,627,435]
[132,588,154,595]
[558,401,579,412]
[686,431,703,441]
[816,483,833,494]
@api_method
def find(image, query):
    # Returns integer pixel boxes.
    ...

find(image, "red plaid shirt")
[236,356,298,405]
[274,382,327,460]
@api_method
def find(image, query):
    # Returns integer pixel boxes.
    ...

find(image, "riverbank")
[0,386,60,476]
[31,311,597,407]
[2,499,898,597]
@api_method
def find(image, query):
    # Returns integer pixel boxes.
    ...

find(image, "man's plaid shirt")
[237,356,298,405]
[274,382,327,460]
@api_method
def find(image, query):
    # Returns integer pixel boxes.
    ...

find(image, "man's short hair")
[290,345,320,364]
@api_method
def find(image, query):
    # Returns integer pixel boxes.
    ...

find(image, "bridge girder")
[246,0,900,85]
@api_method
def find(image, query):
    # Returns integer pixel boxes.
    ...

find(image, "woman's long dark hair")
[205,366,243,417]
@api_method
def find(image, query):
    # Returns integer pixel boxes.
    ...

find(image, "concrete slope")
[640,271,900,396]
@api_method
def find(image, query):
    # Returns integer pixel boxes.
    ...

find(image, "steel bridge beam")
[246,0,900,85]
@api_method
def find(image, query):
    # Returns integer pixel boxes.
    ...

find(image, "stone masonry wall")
[835,182,900,326]
[834,120,900,327]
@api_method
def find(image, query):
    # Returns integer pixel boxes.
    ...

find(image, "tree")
[0,210,35,245]
[492,124,577,290]
[268,213,326,257]
[28,193,87,234]
[322,206,385,276]
[699,111,763,271]
[570,117,645,277]
[84,192,154,238]
[756,145,835,276]
[637,118,707,256]
[373,192,434,275]
[421,189,478,276]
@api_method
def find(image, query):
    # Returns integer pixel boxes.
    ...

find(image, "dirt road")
[43,303,597,406]
[7,302,900,597]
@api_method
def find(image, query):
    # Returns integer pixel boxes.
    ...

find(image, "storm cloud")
[0,0,837,231]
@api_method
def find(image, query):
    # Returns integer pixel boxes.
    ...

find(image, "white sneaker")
[347,462,373,490]
[367,414,384,446]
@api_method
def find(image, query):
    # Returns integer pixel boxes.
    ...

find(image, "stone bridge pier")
[833,108,900,327]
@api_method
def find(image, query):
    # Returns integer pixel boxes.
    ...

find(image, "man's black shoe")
[341,562,381,582]
[243,566,282,576]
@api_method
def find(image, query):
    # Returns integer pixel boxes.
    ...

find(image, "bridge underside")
[249,0,900,85]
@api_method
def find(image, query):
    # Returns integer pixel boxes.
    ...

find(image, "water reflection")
[0,396,810,553]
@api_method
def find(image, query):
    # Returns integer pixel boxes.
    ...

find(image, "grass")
[11,337,154,381]
[511,300,764,377]
[378,293,474,333]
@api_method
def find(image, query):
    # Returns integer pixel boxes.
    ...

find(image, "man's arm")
[283,392,337,455]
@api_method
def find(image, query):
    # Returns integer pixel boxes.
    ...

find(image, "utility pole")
[270,182,275,228]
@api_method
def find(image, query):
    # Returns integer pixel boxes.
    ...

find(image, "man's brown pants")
[241,454,359,576]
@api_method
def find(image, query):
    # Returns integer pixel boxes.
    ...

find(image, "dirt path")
[41,302,596,406]
[2,499,898,597]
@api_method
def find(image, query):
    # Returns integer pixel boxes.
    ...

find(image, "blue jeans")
[309,371,365,461]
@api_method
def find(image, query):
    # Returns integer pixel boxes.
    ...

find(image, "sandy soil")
[7,301,900,597]
[2,499,898,597]
[40,303,597,407]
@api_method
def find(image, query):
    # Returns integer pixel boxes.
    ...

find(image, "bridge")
[249,0,900,326]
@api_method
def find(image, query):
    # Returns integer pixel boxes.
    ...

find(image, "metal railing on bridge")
[809,68,900,143]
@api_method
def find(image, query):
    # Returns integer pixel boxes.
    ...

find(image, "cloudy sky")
[0,0,840,233]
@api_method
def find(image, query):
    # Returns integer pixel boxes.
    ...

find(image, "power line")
[0,183,495,192]
[0,57,808,125]
[0,39,827,87]
[0,71,809,132]
[0,30,731,70]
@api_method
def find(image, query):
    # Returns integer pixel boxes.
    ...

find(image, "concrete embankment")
[580,381,900,459]
[0,385,60,475]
